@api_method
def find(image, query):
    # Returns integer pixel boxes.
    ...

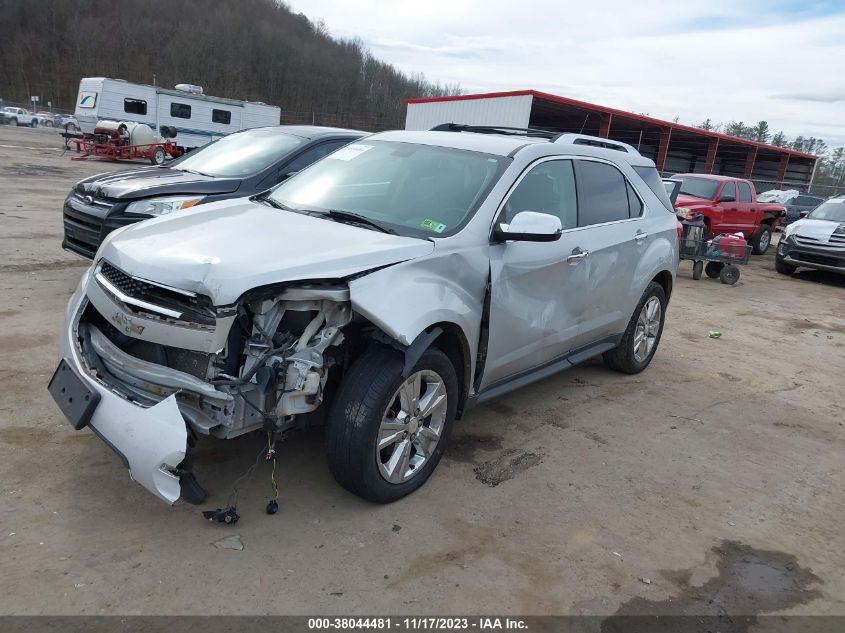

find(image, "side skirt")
[465,334,621,411]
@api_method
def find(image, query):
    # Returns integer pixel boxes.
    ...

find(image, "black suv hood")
[76,167,242,200]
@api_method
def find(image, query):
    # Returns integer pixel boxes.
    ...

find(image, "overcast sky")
[288,0,845,148]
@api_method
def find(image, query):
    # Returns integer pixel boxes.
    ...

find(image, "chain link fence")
[279,110,402,132]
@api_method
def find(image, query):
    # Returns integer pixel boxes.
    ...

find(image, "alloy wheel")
[376,370,448,484]
[633,296,661,363]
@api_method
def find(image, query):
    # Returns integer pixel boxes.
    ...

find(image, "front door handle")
[566,248,589,264]
[635,230,649,241]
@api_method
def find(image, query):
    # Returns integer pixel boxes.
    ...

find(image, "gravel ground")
[0,124,843,617]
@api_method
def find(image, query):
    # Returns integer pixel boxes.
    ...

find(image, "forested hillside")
[0,0,459,128]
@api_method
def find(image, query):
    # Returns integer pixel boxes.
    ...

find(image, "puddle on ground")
[473,448,544,486]
[8,163,69,177]
[601,540,822,633]
[446,433,503,463]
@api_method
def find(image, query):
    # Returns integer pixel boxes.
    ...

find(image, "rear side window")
[124,98,147,115]
[575,160,629,226]
[633,165,673,211]
[504,160,577,229]
[738,182,752,202]
[626,181,643,218]
[212,109,231,124]
[170,103,191,119]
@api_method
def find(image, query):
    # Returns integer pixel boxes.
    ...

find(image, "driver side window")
[504,160,577,229]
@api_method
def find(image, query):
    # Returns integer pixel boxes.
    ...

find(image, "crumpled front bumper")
[55,270,188,504]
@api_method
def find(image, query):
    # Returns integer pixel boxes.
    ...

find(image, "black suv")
[62,125,367,258]
[784,193,826,226]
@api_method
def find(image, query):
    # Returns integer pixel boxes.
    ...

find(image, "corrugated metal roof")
[407,90,818,160]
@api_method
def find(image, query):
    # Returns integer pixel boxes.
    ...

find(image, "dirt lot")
[0,123,843,618]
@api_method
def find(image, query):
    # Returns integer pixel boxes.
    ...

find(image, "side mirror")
[799,210,810,218]
[718,193,736,202]
[495,211,562,242]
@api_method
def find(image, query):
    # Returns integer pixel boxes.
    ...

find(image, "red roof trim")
[406,89,818,160]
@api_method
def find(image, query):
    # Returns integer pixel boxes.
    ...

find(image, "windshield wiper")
[176,167,211,177]
[258,196,293,211]
[316,209,396,234]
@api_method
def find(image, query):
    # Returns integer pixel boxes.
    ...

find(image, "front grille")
[794,232,845,251]
[99,261,217,326]
[793,252,844,268]
[63,203,107,258]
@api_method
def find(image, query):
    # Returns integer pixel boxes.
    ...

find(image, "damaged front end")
[62,259,357,502]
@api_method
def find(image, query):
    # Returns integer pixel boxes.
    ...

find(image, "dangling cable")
[266,431,279,514]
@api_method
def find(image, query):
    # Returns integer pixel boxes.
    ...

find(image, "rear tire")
[705,261,723,278]
[719,264,740,285]
[751,225,771,255]
[8,118,17,126]
[692,260,703,280]
[325,345,458,503]
[775,258,796,275]
[30,119,37,128]
[603,281,666,375]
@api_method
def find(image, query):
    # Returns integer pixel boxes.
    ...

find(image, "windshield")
[676,176,719,200]
[808,199,845,222]
[268,141,507,237]
[169,129,304,178]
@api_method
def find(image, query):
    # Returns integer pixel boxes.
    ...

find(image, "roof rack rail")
[553,133,638,154]
[430,123,558,140]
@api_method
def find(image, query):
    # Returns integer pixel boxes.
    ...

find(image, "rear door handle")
[635,230,649,241]
[566,248,589,264]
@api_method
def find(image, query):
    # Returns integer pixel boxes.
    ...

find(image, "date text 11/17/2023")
[307,617,528,630]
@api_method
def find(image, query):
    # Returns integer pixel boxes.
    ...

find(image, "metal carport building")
[405,90,818,193]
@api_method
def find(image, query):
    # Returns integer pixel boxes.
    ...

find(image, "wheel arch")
[651,269,673,301]
[368,321,472,419]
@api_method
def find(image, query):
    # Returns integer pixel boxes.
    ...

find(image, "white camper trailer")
[74,77,281,150]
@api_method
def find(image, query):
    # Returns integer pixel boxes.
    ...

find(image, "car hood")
[790,218,845,240]
[674,193,712,208]
[98,199,435,305]
[76,167,241,200]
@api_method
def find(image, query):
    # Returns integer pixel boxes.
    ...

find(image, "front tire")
[603,282,666,374]
[775,258,796,275]
[325,345,458,503]
[751,225,771,255]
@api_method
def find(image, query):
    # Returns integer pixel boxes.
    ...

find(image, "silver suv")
[50,126,679,505]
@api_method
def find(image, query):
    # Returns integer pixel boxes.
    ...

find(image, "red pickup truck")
[671,174,785,254]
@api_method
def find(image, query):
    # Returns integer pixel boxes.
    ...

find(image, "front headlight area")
[125,195,205,217]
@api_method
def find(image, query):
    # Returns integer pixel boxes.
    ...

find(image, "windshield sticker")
[420,219,447,233]
[328,144,374,161]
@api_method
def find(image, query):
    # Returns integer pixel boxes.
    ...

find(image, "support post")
[655,128,672,173]
[743,147,758,179]
[598,113,612,138]
[703,138,719,174]
[807,159,819,193]
[775,155,789,188]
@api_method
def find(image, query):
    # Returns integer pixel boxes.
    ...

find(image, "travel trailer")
[73,77,281,150]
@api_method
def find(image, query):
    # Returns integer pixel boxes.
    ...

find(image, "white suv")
[50,126,678,506]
